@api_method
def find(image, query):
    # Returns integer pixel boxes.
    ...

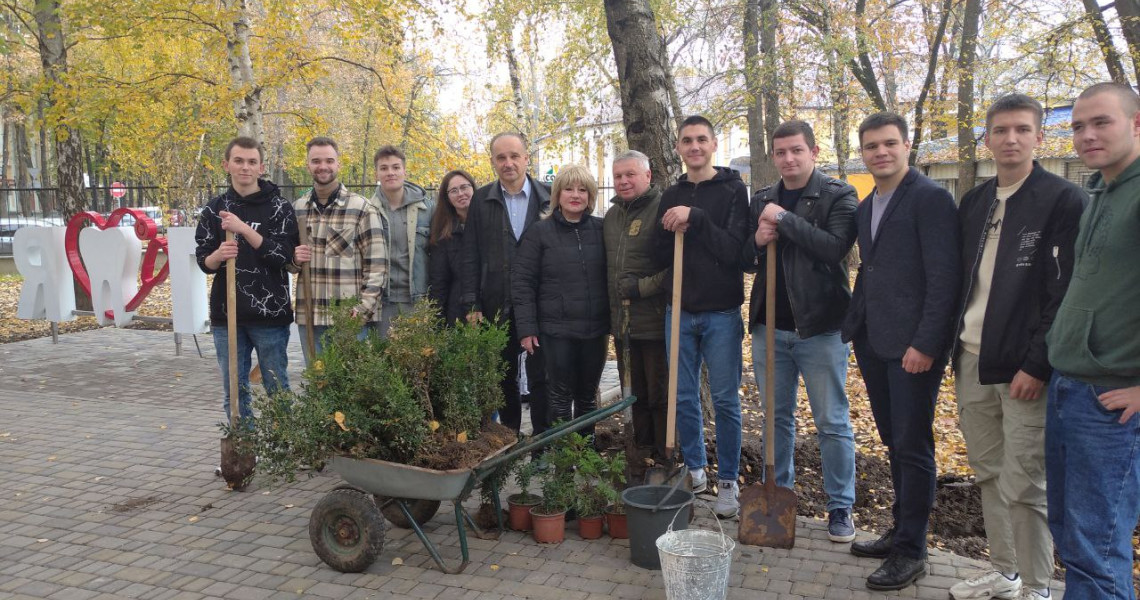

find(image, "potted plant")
[528,434,586,544]
[530,464,574,544]
[506,459,542,531]
[572,443,622,540]
[600,453,629,538]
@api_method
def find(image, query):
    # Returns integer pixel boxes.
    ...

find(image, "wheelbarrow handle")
[476,395,637,475]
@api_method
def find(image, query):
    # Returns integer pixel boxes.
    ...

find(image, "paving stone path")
[0,327,1063,599]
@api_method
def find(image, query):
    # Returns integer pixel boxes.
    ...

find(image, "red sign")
[64,208,169,319]
[110,182,126,199]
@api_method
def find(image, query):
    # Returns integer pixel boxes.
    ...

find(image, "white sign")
[13,226,208,334]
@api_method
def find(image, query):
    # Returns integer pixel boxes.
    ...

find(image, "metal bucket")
[655,505,735,600]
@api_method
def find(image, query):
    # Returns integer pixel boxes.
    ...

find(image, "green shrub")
[244,300,509,483]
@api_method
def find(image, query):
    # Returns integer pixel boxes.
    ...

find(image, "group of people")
[193,81,1140,600]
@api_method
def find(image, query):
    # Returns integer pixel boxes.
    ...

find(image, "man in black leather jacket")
[742,120,859,544]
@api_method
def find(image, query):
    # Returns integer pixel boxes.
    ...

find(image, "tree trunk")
[908,0,952,166]
[33,0,84,220]
[1081,0,1130,85]
[1113,0,1140,85]
[827,47,850,180]
[849,0,888,112]
[224,0,264,144]
[743,0,779,188]
[955,0,982,201]
[604,0,682,188]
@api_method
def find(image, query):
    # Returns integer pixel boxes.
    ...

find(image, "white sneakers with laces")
[689,468,707,493]
[713,480,739,519]
[949,571,1022,599]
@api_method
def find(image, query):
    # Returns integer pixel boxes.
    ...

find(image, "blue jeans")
[752,326,855,511]
[665,306,743,481]
[300,323,377,367]
[212,325,291,423]
[1046,373,1140,599]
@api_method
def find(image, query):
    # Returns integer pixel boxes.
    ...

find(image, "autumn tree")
[604,0,682,187]
[955,0,982,199]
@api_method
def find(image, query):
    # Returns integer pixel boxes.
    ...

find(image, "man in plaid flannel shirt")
[292,136,388,364]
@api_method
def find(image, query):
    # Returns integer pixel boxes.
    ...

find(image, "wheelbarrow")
[307,394,637,574]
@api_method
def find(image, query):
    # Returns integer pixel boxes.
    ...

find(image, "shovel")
[645,231,687,493]
[219,231,256,490]
[738,240,797,547]
[298,213,316,360]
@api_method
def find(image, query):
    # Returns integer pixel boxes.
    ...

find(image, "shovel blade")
[644,463,689,488]
[219,437,256,491]
[738,480,797,548]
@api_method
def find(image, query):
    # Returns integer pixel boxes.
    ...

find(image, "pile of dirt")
[411,421,516,471]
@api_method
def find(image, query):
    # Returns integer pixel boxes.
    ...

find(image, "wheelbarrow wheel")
[374,495,441,529]
[309,488,385,573]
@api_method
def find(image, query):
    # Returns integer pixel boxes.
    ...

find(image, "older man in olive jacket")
[604,150,670,462]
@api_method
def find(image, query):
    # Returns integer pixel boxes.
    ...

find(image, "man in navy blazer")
[841,113,961,590]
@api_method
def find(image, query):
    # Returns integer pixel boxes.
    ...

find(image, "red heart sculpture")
[65,207,170,320]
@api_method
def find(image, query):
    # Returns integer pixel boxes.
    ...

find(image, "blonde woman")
[511,164,609,438]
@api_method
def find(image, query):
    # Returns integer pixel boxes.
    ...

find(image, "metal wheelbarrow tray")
[307,395,636,574]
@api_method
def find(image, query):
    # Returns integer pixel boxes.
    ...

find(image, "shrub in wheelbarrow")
[246,300,513,483]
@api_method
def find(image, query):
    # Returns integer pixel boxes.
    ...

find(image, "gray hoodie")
[371,181,435,303]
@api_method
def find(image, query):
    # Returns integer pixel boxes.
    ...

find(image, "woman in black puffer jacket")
[512,164,610,437]
[429,170,475,325]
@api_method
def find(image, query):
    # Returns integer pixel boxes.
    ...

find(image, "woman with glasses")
[511,165,609,439]
[429,170,475,325]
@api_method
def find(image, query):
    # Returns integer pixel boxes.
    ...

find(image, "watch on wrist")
[775,210,789,222]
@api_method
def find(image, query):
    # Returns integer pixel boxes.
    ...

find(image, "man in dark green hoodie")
[1045,81,1140,600]
[605,150,668,462]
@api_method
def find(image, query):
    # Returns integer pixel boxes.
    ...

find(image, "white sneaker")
[950,571,1022,599]
[713,480,739,519]
[1019,589,1050,600]
[689,468,707,493]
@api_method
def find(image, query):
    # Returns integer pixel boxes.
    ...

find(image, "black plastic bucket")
[621,485,694,570]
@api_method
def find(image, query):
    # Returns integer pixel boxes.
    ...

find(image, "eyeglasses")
[447,183,473,196]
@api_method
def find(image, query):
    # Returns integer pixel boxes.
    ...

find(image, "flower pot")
[529,507,566,544]
[578,515,604,540]
[507,494,542,531]
[605,509,628,539]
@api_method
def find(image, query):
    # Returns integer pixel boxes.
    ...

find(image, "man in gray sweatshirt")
[370,145,435,337]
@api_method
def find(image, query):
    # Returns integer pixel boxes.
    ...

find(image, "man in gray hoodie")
[371,145,435,337]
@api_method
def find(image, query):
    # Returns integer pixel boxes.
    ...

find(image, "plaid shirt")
[292,184,388,326]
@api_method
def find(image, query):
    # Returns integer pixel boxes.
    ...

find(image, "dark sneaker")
[828,508,856,542]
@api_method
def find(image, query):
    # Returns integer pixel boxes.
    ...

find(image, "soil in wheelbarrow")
[410,421,517,471]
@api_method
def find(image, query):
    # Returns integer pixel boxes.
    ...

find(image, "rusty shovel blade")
[738,478,797,548]
[219,437,256,491]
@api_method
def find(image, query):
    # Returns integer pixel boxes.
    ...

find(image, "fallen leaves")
[333,411,347,431]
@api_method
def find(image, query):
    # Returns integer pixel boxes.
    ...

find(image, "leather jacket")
[743,168,858,339]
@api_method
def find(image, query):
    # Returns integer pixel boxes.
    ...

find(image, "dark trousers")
[616,338,669,461]
[853,334,944,560]
[501,319,549,435]
[541,334,608,438]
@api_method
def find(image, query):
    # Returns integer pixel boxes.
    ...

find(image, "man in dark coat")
[841,113,960,590]
[461,132,552,434]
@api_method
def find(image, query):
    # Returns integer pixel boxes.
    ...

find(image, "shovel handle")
[764,241,777,472]
[666,231,684,456]
[297,214,316,360]
[620,299,632,395]
[226,231,239,427]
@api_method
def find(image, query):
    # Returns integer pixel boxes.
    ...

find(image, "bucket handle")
[665,500,732,552]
